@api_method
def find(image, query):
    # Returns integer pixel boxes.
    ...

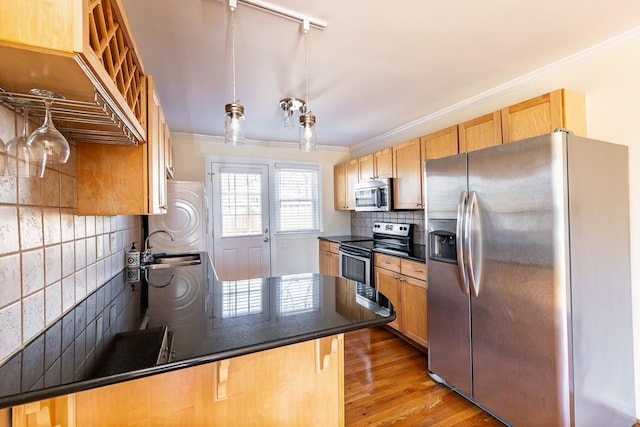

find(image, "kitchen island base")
[11,334,344,427]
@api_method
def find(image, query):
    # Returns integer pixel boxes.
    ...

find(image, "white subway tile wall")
[0,105,142,365]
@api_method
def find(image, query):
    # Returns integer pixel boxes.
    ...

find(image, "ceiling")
[121,0,640,148]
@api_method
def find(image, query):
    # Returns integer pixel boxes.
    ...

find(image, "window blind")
[274,164,320,234]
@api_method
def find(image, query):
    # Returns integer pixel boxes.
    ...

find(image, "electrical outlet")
[280,242,288,250]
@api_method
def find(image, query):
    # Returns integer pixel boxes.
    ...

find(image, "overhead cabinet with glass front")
[0,0,147,145]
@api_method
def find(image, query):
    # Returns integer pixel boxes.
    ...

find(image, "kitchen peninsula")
[0,254,394,426]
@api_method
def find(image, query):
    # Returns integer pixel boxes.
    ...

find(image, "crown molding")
[171,132,349,152]
[353,25,640,151]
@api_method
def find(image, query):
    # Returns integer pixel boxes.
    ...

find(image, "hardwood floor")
[344,327,505,426]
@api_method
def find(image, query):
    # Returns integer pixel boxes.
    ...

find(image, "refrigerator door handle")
[456,191,470,294]
[466,191,481,297]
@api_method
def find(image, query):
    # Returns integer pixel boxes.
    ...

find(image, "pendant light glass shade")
[224,1,245,145]
[224,102,245,145]
[299,112,316,152]
[299,21,317,151]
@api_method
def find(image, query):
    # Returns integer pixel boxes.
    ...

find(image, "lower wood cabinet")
[374,253,427,348]
[11,335,345,427]
[335,278,378,322]
[319,240,340,276]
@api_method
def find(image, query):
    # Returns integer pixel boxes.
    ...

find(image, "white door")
[209,162,271,280]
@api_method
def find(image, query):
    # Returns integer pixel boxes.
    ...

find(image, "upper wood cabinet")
[358,148,394,181]
[333,159,358,210]
[501,89,586,143]
[421,125,459,160]
[458,111,502,153]
[393,138,423,209]
[77,76,171,215]
[335,88,586,213]
[0,0,147,144]
[146,76,170,214]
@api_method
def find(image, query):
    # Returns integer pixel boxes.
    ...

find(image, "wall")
[0,105,142,367]
[170,133,352,276]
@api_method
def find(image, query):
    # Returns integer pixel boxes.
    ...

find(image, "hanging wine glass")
[6,104,47,178]
[26,88,70,164]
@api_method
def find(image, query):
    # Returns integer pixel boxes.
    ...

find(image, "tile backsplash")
[351,210,426,244]
[0,104,141,366]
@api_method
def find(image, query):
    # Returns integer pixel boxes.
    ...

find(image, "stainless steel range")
[337,222,413,287]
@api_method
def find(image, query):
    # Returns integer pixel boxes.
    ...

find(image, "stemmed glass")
[6,104,47,178]
[26,89,70,164]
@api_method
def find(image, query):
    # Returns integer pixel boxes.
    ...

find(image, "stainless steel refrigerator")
[424,130,635,426]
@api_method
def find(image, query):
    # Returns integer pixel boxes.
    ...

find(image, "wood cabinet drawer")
[374,253,400,272]
[319,240,331,252]
[319,240,340,254]
[401,259,426,280]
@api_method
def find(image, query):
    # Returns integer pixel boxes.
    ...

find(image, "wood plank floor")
[344,327,505,426]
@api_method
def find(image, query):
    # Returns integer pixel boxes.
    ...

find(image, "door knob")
[263,237,269,242]
[264,228,269,233]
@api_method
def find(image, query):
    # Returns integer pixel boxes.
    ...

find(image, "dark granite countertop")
[373,244,427,263]
[319,236,426,263]
[0,253,394,408]
[318,235,372,243]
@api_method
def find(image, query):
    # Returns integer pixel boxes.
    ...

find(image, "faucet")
[142,230,175,262]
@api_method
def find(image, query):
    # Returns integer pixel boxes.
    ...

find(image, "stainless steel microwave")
[354,178,392,211]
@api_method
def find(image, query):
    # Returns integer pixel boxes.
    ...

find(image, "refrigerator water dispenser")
[428,219,457,263]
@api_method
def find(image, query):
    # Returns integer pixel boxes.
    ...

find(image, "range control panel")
[372,222,412,238]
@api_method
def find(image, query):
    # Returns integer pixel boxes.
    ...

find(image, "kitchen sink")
[139,253,202,270]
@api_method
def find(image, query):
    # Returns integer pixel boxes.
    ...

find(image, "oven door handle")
[338,246,371,259]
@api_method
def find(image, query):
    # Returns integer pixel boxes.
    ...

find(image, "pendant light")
[224,0,245,145]
[299,19,317,152]
[279,97,305,128]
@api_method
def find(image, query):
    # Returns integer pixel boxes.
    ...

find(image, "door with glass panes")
[209,163,271,280]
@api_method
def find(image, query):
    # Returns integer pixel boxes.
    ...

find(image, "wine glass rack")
[0,88,140,146]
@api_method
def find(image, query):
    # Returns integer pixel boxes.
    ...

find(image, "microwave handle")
[375,187,382,208]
